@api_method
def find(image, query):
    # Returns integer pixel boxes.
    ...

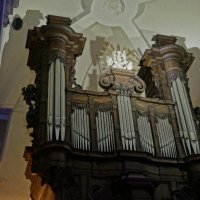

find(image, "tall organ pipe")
[172,80,191,154]
[170,76,199,154]
[170,86,187,154]
[47,58,66,141]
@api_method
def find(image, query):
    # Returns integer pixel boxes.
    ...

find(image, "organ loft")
[22,15,200,200]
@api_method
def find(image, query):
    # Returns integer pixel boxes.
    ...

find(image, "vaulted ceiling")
[0,0,200,199]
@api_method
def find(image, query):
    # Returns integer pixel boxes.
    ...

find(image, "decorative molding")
[96,105,112,112]
[49,53,66,68]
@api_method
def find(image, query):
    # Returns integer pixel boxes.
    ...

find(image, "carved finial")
[46,15,72,26]
[152,34,177,47]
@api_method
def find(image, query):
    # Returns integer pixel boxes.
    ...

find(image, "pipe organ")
[23,17,200,200]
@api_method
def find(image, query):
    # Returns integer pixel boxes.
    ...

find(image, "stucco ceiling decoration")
[72,0,154,39]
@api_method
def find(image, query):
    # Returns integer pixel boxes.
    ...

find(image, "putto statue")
[106,50,133,70]
[99,43,141,74]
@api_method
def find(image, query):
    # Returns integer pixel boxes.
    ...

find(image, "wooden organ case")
[23,16,200,200]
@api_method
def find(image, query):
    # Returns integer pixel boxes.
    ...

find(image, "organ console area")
[23,15,200,200]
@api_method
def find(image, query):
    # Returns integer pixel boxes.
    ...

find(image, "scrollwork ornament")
[99,72,115,90]
[99,68,145,96]
[130,75,146,93]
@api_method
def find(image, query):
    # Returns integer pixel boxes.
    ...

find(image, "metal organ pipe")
[181,81,197,133]
[170,86,187,154]
[71,107,91,150]
[80,109,83,149]
[143,116,149,152]
[123,96,131,149]
[137,114,154,155]
[172,80,191,154]
[176,79,194,140]
[156,119,163,155]
[177,78,199,153]
[86,109,90,150]
[120,96,128,149]
[47,58,66,141]
[170,76,199,155]
[127,97,136,150]
[141,116,147,152]
[83,109,87,149]
[60,62,65,141]
[55,58,61,140]
[95,108,115,152]
[117,95,136,151]
[104,111,110,151]
[47,62,54,141]
[117,96,125,149]
[109,110,115,150]
[156,117,177,158]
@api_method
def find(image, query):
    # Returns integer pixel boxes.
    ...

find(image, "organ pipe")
[117,95,136,151]
[47,58,66,141]
[137,114,154,155]
[170,76,200,155]
[156,117,177,158]
[71,107,90,150]
[96,108,115,152]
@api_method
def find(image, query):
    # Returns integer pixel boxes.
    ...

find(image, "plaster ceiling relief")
[72,0,155,39]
